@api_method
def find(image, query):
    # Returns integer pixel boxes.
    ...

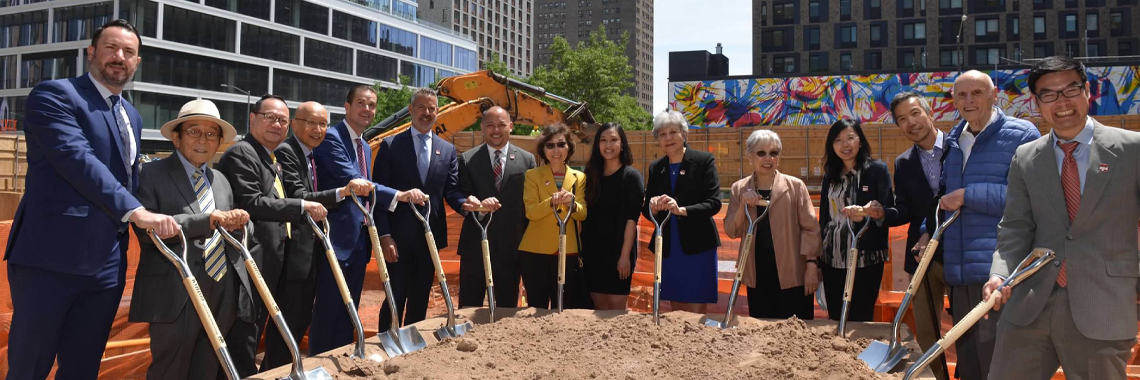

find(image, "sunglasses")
[544,142,568,149]
[754,150,780,158]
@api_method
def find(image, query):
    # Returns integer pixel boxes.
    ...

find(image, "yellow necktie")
[271,153,291,239]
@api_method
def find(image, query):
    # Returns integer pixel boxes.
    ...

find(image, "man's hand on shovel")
[379,235,399,263]
[981,275,1012,319]
[132,209,180,239]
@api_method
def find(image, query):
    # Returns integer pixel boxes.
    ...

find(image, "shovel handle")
[842,248,858,302]
[367,226,391,282]
[734,232,754,282]
[906,240,940,296]
[245,257,281,315]
[557,234,567,285]
[325,248,354,305]
[481,240,494,288]
[653,235,663,284]
[426,232,447,283]
[939,291,998,346]
[183,276,227,351]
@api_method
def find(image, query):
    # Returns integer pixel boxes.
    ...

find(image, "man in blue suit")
[3,19,179,380]
[308,85,425,355]
[374,88,473,331]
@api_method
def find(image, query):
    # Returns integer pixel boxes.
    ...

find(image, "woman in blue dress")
[642,110,722,314]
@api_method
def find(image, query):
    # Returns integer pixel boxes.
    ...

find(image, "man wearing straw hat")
[129,99,253,380]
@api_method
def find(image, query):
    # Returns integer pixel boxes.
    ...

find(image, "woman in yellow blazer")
[518,124,587,309]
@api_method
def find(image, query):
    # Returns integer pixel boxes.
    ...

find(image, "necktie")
[493,149,503,190]
[193,169,227,280]
[1057,140,1080,288]
[270,153,291,239]
[308,152,318,190]
[417,134,430,184]
[355,139,371,210]
[109,95,133,185]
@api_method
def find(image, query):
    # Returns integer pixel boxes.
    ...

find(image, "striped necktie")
[193,169,227,280]
[270,153,291,238]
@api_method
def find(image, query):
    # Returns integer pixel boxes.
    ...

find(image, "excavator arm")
[364,70,597,158]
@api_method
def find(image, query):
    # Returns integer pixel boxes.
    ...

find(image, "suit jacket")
[723,172,821,289]
[275,136,340,281]
[993,120,1140,341]
[128,155,254,323]
[216,136,304,293]
[372,129,466,252]
[456,144,536,260]
[517,165,587,254]
[886,139,947,274]
[5,74,143,275]
[312,121,397,260]
[641,148,722,257]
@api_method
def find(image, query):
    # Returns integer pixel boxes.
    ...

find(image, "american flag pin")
[679,170,686,175]
[1099,163,1109,173]
[545,181,550,186]
[435,150,441,155]
[509,154,515,160]
[862,185,869,191]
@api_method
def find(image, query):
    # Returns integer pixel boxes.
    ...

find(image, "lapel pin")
[1099,163,1109,173]
[509,154,515,160]
[861,185,869,192]
[679,170,686,175]
[435,150,441,155]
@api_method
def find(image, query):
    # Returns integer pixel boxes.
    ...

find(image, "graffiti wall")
[669,66,1140,128]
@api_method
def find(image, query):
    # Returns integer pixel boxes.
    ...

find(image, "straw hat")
[159,99,237,142]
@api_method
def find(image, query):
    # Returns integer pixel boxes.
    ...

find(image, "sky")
[652,0,753,114]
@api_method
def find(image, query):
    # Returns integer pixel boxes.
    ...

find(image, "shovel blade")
[873,344,908,372]
[292,368,335,380]
[858,339,891,370]
[378,326,428,358]
[700,316,728,329]
[435,321,475,340]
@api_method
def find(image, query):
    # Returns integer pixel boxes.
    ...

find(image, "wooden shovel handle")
[324,248,354,306]
[557,234,567,285]
[842,248,858,302]
[366,226,390,282]
[905,240,940,295]
[426,232,446,283]
[245,258,281,315]
[183,276,227,350]
[481,240,494,288]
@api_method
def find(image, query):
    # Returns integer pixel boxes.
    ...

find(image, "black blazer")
[642,148,721,257]
[818,159,895,254]
[217,136,305,292]
[274,136,340,282]
[885,141,947,274]
[456,143,536,259]
[372,130,467,252]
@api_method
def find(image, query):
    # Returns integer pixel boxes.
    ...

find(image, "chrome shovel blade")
[858,339,891,370]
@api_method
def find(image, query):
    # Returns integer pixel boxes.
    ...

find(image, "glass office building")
[0,0,478,146]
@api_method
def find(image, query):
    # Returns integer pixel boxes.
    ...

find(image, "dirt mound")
[319,311,902,380]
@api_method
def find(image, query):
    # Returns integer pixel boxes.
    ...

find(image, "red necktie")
[1057,141,1080,288]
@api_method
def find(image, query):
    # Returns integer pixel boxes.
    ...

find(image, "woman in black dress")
[582,123,644,310]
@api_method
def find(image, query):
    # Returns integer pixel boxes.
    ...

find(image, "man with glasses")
[985,56,1140,380]
[217,94,329,376]
[373,88,476,332]
[261,101,371,369]
[935,71,1039,380]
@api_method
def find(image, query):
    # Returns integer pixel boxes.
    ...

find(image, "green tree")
[529,25,652,130]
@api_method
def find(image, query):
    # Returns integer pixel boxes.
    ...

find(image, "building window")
[940,49,961,66]
[204,0,270,21]
[455,47,477,71]
[1033,43,1054,58]
[900,49,915,68]
[53,2,112,43]
[1120,41,1134,57]
[806,27,820,50]
[1066,42,1078,56]
[867,0,882,19]
[19,50,80,89]
[1033,0,1052,10]
[378,24,418,57]
[401,61,437,87]
[1034,15,1046,38]
[762,29,791,51]
[303,38,352,75]
[974,47,1004,64]
[809,53,827,72]
[118,0,158,39]
[867,50,882,69]
[1087,41,1100,57]
[840,0,851,20]
[275,0,328,35]
[0,55,16,90]
[0,11,48,48]
[773,56,795,74]
[1065,14,1077,32]
[809,0,821,22]
[1008,15,1020,40]
[939,0,963,11]
[1086,13,1098,32]
[1110,10,1130,37]
[420,37,453,66]
[274,68,360,108]
[837,25,857,49]
[903,22,926,41]
[240,24,299,64]
[773,1,795,24]
[840,53,853,70]
[138,46,267,98]
[162,6,236,53]
[333,11,377,47]
[871,24,882,44]
[357,51,398,83]
[974,18,999,42]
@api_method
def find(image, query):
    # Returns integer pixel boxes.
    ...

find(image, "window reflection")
[53,2,112,43]
[138,46,268,96]
[401,61,437,88]
[421,37,453,66]
[118,0,158,38]
[241,24,299,64]
[274,69,361,107]
[303,38,352,75]
[275,0,328,35]
[204,0,270,21]
[163,5,236,52]
[358,51,399,83]
[378,24,417,57]
[333,11,377,47]
[21,49,80,88]
[0,11,48,48]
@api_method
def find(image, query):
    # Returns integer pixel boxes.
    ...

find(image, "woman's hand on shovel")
[981,275,1012,319]
[804,261,820,296]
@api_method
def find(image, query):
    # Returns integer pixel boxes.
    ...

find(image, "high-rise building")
[417,0,533,78]
[0,0,478,146]
[752,0,1139,76]
[532,0,653,113]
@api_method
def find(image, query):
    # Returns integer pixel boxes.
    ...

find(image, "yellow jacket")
[518,165,587,254]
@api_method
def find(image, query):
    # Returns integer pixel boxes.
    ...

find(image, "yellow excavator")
[362,70,597,156]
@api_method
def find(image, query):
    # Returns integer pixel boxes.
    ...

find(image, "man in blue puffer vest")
[929,70,1040,380]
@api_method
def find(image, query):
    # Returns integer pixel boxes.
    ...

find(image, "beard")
[89,59,134,88]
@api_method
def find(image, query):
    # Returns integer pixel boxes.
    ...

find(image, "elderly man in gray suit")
[129,99,253,380]
[985,56,1140,380]
[456,106,537,308]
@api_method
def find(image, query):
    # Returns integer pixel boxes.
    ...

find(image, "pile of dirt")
[319,311,903,380]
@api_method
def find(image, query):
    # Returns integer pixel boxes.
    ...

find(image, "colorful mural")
[669,66,1140,128]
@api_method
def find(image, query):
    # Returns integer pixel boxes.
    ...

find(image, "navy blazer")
[312,121,397,260]
[5,74,143,276]
[372,129,466,252]
[885,141,947,274]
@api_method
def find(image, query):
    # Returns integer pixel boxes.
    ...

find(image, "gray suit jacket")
[456,143,536,260]
[275,136,339,282]
[993,120,1140,341]
[128,154,254,324]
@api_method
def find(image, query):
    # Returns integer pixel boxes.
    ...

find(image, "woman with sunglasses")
[818,119,896,322]
[642,110,722,314]
[518,124,588,309]
[723,129,822,319]
[581,123,644,310]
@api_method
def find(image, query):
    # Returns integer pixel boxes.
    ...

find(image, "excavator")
[362,70,598,155]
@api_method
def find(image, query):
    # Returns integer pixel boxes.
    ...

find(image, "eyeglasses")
[257,112,290,126]
[294,117,329,129]
[1036,83,1085,103]
[754,150,780,158]
[544,142,568,149]
[181,128,221,142]
[832,135,860,146]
